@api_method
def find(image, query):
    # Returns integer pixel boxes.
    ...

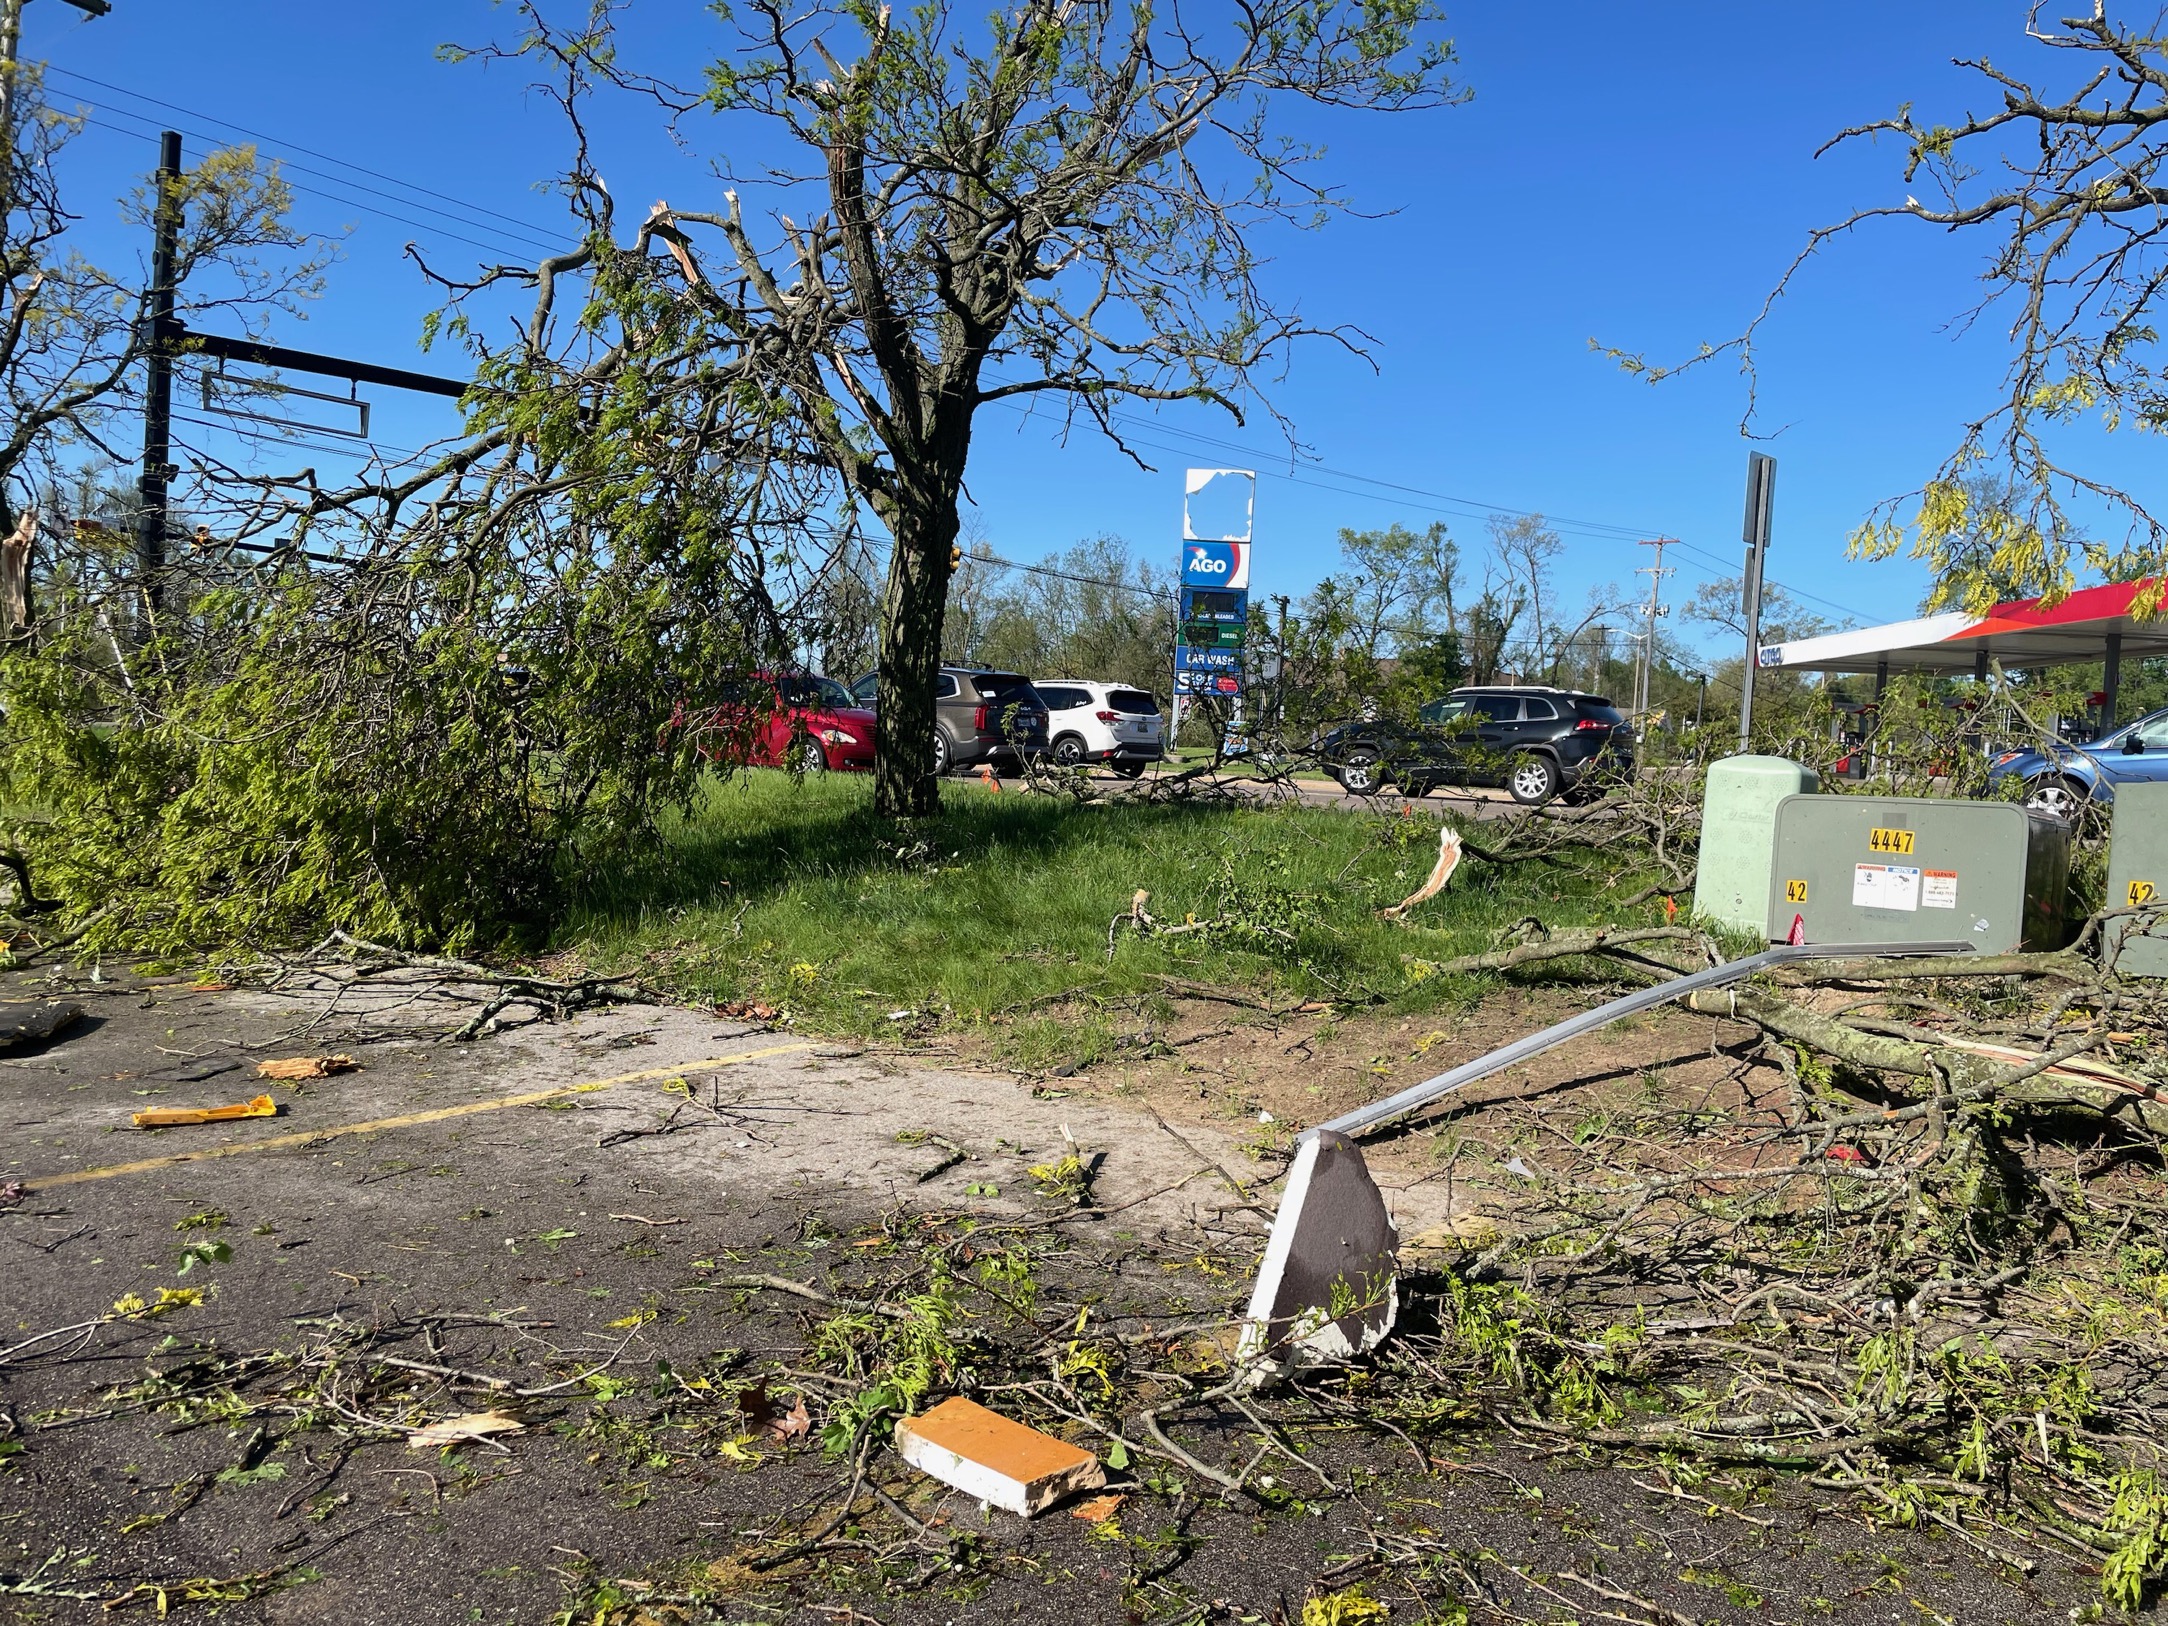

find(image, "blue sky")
[28,2,2148,660]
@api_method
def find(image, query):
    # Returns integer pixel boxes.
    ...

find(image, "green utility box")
[2105,783,2168,977]
[1693,756,1821,935]
[1766,795,2070,953]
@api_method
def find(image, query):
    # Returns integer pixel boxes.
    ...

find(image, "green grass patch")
[561,771,1666,1060]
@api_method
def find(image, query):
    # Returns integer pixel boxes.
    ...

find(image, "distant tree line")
[799,513,1851,741]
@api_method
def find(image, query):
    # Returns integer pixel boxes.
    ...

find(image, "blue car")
[1987,705,2168,817]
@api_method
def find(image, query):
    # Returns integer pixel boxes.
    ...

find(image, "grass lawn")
[562,770,1668,1067]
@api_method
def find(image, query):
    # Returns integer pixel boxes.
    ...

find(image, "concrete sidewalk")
[8,973,1265,1245]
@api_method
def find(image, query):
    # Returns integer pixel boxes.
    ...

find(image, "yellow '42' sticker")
[1784,879,1808,903]
[2132,879,2160,908]
[1867,828,1916,855]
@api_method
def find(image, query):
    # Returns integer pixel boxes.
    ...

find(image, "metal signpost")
[1174,471,1255,734]
[1738,452,1776,748]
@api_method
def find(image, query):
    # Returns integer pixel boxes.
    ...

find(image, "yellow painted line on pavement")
[26,1043,818,1192]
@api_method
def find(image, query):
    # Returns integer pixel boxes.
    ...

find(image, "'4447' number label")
[1868,827,1916,855]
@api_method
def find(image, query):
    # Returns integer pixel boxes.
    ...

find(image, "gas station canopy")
[1757,578,2168,676]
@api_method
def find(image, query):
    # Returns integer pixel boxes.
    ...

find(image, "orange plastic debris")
[132,1093,279,1129]
[256,1054,356,1081]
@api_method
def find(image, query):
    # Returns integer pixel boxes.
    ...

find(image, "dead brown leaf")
[1071,1493,1124,1522]
[735,1381,812,1441]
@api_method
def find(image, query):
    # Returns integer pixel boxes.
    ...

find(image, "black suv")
[1315,687,1635,804]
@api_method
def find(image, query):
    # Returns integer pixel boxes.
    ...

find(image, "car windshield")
[1418,698,1472,725]
[1107,689,1159,715]
[779,675,854,709]
[977,675,1041,706]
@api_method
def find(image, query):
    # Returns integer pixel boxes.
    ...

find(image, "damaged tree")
[456,0,1464,815]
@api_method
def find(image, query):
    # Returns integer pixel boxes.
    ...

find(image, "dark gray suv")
[1316,686,1636,804]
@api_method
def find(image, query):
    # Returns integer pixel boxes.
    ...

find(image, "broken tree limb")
[1381,826,1464,918]
[0,849,58,915]
[1685,984,2168,1129]
[1402,924,1701,979]
[1106,890,1293,961]
[1771,950,2093,985]
[309,929,649,1039]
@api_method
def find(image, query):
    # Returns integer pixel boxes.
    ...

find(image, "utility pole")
[1738,452,1776,749]
[1270,592,1289,735]
[1632,537,1673,717]
[1,1,113,159]
[0,0,22,170]
[134,127,180,628]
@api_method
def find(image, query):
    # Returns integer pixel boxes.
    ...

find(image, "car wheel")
[2024,774,2088,821]
[1507,754,1561,806]
[1051,733,1087,768]
[1338,750,1386,796]
[800,739,827,774]
[932,731,953,776]
[1112,761,1146,780]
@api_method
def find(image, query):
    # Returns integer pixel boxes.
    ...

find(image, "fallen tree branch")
[307,929,650,1039]
[1772,950,2093,985]
[1403,924,1702,980]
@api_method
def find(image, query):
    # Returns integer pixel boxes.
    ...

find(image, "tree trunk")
[872,502,957,818]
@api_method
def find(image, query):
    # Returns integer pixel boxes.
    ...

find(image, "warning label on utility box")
[1922,870,1958,909]
[1854,863,1922,912]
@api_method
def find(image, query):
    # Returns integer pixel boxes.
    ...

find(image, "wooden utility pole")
[0,0,112,152]
[134,128,179,625]
[1632,537,1673,717]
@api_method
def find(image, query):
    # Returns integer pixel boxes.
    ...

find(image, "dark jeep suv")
[1316,687,1635,804]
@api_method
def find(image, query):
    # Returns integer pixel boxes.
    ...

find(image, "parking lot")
[2,955,2086,1625]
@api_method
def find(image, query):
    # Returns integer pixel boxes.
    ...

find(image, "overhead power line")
[47,66,561,246]
[63,71,1876,628]
[74,109,553,262]
[1067,406,1877,625]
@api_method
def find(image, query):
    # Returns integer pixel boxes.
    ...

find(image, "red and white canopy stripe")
[1758,578,2168,675]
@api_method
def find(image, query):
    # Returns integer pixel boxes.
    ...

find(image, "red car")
[688,672,876,772]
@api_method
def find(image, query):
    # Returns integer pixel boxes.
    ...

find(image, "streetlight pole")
[1738,453,1776,750]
